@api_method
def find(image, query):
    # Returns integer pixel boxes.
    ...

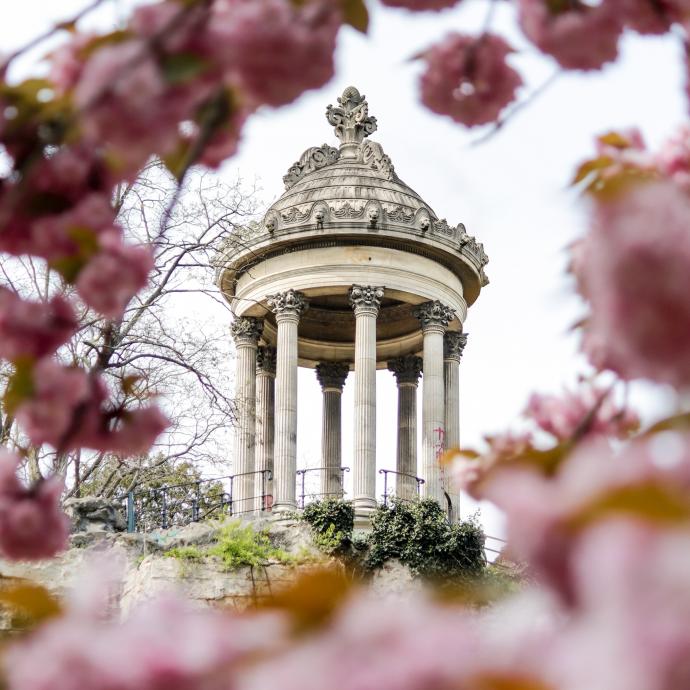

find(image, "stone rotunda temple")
[216,86,489,523]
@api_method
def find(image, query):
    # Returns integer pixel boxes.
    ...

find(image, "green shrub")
[302,499,354,556]
[164,545,204,562]
[365,499,486,581]
[208,523,294,569]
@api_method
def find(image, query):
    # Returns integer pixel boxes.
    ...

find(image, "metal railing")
[296,466,350,508]
[378,468,425,506]
[118,469,273,533]
[484,534,507,564]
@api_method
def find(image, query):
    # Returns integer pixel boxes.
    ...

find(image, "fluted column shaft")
[255,346,276,511]
[388,356,422,500]
[316,363,349,499]
[350,285,384,517]
[415,301,455,506]
[444,332,467,522]
[230,317,263,514]
[267,290,308,513]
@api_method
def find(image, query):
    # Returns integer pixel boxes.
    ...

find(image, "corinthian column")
[444,332,467,522]
[349,285,384,518]
[267,289,308,513]
[315,362,350,500]
[255,346,276,511]
[387,355,423,501]
[230,316,263,515]
[414,300,455,505]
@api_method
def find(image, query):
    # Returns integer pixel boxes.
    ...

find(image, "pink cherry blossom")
[210,0,340,108]
[14,359,93,448]
[574,181,690,387]
[0,289,77,361]
[6,593,287,690]
[49,33,93,94]
[379,0,460,11]
[96,406,169,457]
[419,33,523,127]
[518,0,623,71]
[75,235,153,319]
[656,124,690,191]
[525,383,639,441]
[615,0,690,34]
[0,451,69,560]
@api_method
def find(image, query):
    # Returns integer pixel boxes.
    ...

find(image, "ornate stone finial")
[315,362,350,391]
[257,345,277,375]
[387,355,423,386]
[283,144,340,190]
[413,301,455,332]
[326,86,377,157]
[230,317,263,345]
[444,332,468,362]
[349,285,384,315]
[266,289,308,319]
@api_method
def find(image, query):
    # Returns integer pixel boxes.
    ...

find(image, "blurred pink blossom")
[98,407,169,457]
[210,0,340,108]
[75,235,152,319]
[657,125,690,191]
[379,0,460,11]
[615,0,690,35]
[0,289,77,361]
[0,451,69,560]
[419,33,522,127]
[574,181,690,387]
[518,0,623,70]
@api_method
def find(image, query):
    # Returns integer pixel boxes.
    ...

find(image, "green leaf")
[3,359,35,415]
[48,225,100,283]
[342,0,369,33]
[643,412,690,435]
[160,53,209,85]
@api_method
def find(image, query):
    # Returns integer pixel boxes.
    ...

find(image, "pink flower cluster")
[419,33,522,127]
[0,451,69,560]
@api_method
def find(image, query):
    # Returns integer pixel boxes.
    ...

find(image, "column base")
[271,502,298,516]
[353,497,377,529]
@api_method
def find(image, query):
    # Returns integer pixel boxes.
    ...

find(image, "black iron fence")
[296,466,350,508]
[118,469,272,533]
[378,468,425,506]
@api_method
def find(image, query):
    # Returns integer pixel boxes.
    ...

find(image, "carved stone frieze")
[326,86,377,147]
[360,140,396,181]
[332,202,365,219]
[433,219,455,237]
[315,362,350,391]
[230,317,263,345]
[384,205,415,223]
[349,285,384,315]
[413,300,455,331]
[257,345,277,375]
[444,332,468,362]
[283,145,340,190]
[266,289,308,319]
[387,355,423,386]
[280,205,312,224]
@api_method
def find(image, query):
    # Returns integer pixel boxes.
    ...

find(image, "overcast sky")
[2,0,685,535]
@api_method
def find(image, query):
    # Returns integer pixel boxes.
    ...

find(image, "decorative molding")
[332,201,365,219]
[413,300,455,331]
[315,362,350,391]
[360,140,396,180]
[257,345,277,375]
[230,317,263,345]
[349,284,384,316]
[387,355,422,386]
[266,289,308,319]
[385,205,415,223]
[283,145,340,190]
[280,205,312,224]
[444,332,468,362]
[326,86,377,148]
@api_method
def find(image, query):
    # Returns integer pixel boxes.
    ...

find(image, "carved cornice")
[283,145,340,190]
[257,345,277,375]
[444,332,468,362]
[387,355,422,386]
[414,300,455,332]
[230,317,263,346]
[349,285,384,316]
[315,362,350,391]
[266,289,308,319]
[326,86,377,150]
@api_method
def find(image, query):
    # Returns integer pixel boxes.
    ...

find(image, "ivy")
[301,498,354,556]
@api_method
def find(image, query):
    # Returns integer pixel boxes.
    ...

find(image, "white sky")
[1,0,685,536]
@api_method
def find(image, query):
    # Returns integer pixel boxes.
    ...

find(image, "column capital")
[349,284,384,316]
[230,316,263,346]
[257,345,277,375]
[316,362,350,392]
[387,355,423,387]
[267,289,308,321]
[444,332,468,363]
[414,300,455,333]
